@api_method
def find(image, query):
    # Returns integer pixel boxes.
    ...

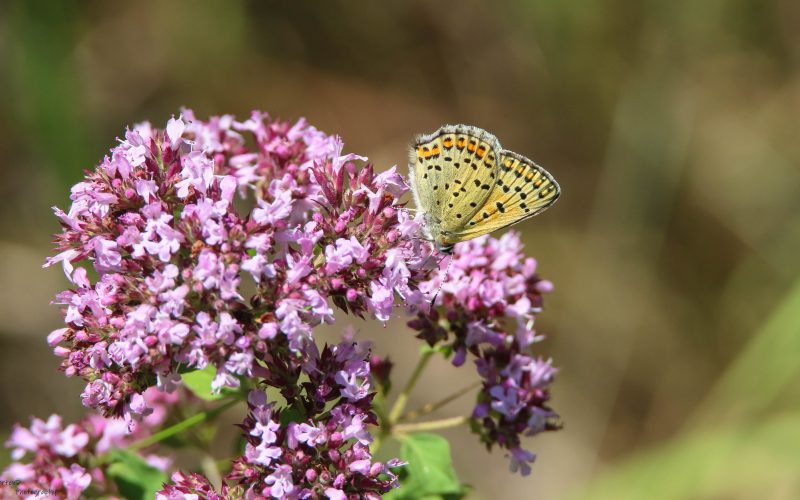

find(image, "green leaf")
[181,365,226,401]
[106,449,168,500]
[279,402,307,426]
[176,363,197,375]
[385,433,465,499]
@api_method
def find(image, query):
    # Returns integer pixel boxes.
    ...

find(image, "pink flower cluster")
[409,233,560,475]
[44,110,432,421]
[1,388,177,499]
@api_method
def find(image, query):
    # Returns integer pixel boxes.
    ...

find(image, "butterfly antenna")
[428,252,453,309]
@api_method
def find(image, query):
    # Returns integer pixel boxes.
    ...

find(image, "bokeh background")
[2,1,800,498]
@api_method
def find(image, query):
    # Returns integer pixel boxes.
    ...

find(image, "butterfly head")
[419,212,456,255]
[436,243,455,255]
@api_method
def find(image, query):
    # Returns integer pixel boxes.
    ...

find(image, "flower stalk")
[392,416,470,435]
[399,381,482,422]
[126,397,240,453]
[388,348,434,425]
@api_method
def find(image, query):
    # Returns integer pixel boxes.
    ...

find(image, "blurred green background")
[2,1,800,498]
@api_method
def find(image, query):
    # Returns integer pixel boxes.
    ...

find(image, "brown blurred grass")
[1,0,800,498]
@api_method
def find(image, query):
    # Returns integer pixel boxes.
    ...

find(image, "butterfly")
[408,124,560,253]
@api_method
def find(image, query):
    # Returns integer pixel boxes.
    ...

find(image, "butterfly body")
[409,124,560,253]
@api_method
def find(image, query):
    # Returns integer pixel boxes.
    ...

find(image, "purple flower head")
[156,471,227,500]
[59,463,92,499]
[211,368,398,499]
[408,232,561,473]
[509,446,537,476]
[265,464,295,498]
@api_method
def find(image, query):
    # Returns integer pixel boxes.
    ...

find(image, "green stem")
[126,397,240,452]
[370,433,384,456]
[392,416,469,434]
[388,349,434,424]
[399,380,481,422]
